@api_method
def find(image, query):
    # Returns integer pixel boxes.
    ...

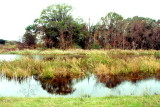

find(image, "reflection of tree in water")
[96,75,122,88]
[39,76,75,95]
[96,73,160,88]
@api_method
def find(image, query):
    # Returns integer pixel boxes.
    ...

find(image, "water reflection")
[39,77,75,95]
[96,73,160,88]
[110,79,160,96]
[96,75,121,88]
[0,75,51,97]
[1,74,160,97]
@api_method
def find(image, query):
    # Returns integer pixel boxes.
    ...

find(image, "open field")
[0,95,160,107]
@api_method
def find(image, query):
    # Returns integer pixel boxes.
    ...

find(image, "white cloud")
[0,0,159,41]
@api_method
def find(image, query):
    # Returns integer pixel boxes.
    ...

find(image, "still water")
[0,75,160,97]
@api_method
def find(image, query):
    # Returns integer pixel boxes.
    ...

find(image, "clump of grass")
[0,57,89,79]
[95,56,160,75]
[140,57,160,73]
[40,57,87,78]
[0,58,43,78]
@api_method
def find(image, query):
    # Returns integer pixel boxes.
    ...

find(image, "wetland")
[0,49,160,97]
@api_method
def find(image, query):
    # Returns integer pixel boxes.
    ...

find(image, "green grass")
[0,96,160,107]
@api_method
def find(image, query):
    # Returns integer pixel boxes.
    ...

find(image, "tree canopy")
[22,4,160,50]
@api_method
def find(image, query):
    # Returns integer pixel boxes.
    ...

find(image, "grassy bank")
[0,49,160,79]
[0,96,160,107]
[0,55,160,79]
[1,49,160,56]
[0,45,18,53]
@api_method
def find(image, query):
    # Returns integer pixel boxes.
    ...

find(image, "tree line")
[0,39,6,45]
[23,4,160,50]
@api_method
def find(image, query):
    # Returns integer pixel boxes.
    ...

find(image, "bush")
[91,43,101,49]
[0,39,6,45]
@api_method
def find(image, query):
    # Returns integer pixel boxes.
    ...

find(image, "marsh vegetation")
[0,3,160,102]
[0,49,160,97]
[0,49,160,78]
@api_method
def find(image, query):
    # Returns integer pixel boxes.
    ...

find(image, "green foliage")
[0,39,6,45]
[38,4,73,26]
[25,24,36,32]
[22,4,160,50]
[91,43,101,49]
[32,4,90,49]
[100,12,123,28]
[22,32,36,47]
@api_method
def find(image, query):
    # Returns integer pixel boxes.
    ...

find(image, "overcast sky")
[0,0,160,41]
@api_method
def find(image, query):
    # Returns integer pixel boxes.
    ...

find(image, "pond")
[0,54,160,97]
[0,75,160,97]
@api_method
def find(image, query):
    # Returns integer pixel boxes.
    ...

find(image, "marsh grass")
[95,56,160,75]
[0,57,89,79]
[0,45,18,53]
[1,48,159,56]
[0,49,160,78]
